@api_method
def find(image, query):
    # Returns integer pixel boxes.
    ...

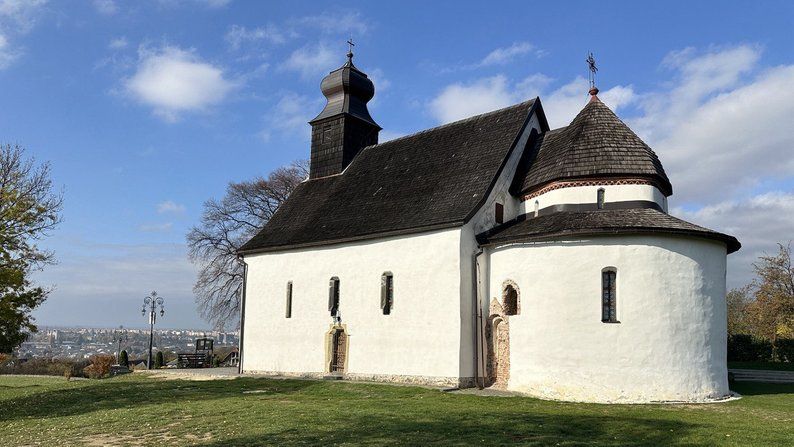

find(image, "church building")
[237,50,741,403]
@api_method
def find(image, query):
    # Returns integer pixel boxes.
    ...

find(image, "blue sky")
[3,0,791,329]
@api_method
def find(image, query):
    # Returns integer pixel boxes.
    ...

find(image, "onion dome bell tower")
[308,47,381,179]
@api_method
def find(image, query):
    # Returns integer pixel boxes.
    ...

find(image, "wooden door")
[331,330,347,373]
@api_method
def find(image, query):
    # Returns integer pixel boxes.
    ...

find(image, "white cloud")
[139,222,174,232]
[225,24,285,50]
[0,33,17,68]
[429,74,634,126]
[108,36,128,50]
[157,200,186,214]
[93,0,117,15]
[263,91,322,140]
[0,0,47,69]
[124,45,236,122]
[673,191,794,289]
[628,45,794,204]
[283,43,337,79]
[480,42,535,66]
[515,73,553,96]
[429,75,515,123]
[0,0,47,32]
[539,77,636,129]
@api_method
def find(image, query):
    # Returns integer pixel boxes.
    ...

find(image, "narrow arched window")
[285,281,293,318]
[380,272,393,315]
[328,277,340,317]
[495,202,504,224]
[503,283,519,315]
[534,200,539,217]
[601,268,617,322]
[597,188,605,210]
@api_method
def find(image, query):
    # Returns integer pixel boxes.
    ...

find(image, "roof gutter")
[473,247,485,389]
[236,256,248,374]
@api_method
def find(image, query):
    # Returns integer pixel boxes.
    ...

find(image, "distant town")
[16,327,239,362]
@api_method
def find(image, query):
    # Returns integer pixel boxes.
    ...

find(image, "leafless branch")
[186,160,307,330]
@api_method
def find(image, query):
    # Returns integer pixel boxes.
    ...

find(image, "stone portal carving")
[486,298,510,388]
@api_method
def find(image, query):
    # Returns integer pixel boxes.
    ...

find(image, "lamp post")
[142,291,165,370]
[113,325,128,364]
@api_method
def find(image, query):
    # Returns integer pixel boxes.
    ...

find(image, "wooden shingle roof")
[478,208,740,253]
[519,97,672,196]
[239,99,539,254]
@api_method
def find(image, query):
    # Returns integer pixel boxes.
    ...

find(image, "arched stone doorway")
[486,299,510,388]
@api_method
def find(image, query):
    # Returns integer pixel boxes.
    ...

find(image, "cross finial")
[586,52,599,96]
[346,37,355,62]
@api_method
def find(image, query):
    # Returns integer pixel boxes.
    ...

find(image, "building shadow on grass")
[191,411,703,447]
[0,377,317,421]
[731,381,794,396]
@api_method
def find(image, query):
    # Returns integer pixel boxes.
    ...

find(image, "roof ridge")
[366,98,536,149]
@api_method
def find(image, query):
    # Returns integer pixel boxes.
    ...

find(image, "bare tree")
[187,160,307,330]
[1,145,62,352]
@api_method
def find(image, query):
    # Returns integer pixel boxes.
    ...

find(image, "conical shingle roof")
[520,96,672,195]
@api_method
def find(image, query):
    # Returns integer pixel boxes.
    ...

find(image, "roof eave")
[480,227,740,253]
[238,220,466,256]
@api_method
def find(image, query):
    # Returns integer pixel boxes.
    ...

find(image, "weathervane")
[586,52,598,89]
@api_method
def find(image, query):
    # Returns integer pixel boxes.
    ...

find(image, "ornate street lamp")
[113,325,128,365]
[142,291,165,370]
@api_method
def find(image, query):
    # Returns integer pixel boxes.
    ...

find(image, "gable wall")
[458,112,542,379]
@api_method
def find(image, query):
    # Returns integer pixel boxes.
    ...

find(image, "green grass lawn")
[1,374,792,446]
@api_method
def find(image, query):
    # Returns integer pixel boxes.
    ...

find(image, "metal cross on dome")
[346,37,355,62]
[586,52,598,88]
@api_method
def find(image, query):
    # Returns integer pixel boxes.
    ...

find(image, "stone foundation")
[243,370,475,388]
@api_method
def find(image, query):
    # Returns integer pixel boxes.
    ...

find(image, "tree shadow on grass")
[0,376,317,421]
[731,381,794,396]
[191,411,703,447]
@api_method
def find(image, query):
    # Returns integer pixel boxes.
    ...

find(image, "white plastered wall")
[519,183,668,215]
[486,234,729,403]
[242,227,465,380]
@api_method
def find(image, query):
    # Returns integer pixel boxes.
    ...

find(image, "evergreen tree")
[118,350,128,367]
[155,351,164,368]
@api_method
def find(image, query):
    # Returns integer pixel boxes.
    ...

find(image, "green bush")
[728,334,773,362]
[0,357,90,378]
[155,351,164,369]
[118,350,129,367]
[775,338,794,362]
